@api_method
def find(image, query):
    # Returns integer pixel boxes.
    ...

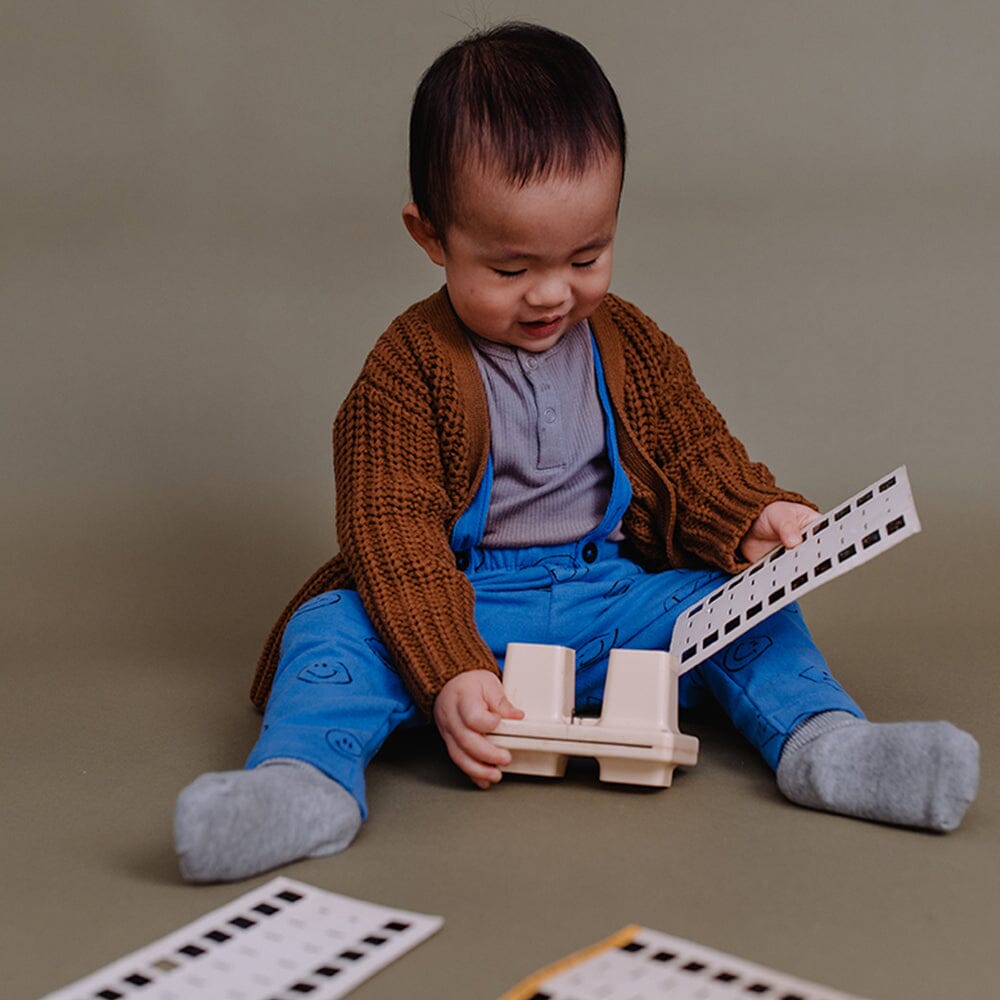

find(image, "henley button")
[582,542,598,563]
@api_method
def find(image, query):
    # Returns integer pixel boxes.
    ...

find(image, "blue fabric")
[450,452,493,553]
[589,331,633,540]
[247,590,422,819]
[247,336,862,815]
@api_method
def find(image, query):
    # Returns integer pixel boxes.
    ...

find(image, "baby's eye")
[572,258,599,269]
[493,267,526,278]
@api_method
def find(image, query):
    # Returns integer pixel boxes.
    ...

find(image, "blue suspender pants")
[247,344,863,817]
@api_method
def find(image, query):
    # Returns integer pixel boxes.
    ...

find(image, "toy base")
[505,749,570,778]
[490,719,699,788]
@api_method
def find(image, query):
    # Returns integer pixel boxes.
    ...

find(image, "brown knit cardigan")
[250,288,809,715]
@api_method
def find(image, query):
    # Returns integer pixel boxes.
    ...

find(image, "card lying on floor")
[499,924,870,1000]
[42,877,443,1000]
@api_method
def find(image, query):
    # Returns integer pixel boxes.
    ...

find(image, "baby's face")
[435,156,621,351]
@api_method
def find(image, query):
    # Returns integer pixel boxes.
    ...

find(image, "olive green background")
[4,3,998,998]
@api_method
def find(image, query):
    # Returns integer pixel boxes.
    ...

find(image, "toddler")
[175,22,978,883]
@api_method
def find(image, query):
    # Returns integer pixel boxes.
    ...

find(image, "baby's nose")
[525,274,570,309]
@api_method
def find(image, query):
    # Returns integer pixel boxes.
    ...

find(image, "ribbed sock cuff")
[781,710,863,760]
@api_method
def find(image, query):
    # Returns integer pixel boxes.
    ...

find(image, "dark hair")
[409,22,626,236]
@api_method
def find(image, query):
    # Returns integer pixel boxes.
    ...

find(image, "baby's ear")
[402,203,446,266]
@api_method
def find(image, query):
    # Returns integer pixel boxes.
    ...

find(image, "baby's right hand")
[433,670,524,789]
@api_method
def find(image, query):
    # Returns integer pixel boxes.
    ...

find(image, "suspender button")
[582,542,599,563]
[455,550,471,571]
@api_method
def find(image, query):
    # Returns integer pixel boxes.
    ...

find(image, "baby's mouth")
[520,315,563,336]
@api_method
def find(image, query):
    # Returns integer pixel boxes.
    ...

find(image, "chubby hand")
[433,669,525,789]
[739,500,818,563]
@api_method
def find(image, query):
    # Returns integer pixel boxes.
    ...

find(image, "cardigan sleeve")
[331,324,499,715]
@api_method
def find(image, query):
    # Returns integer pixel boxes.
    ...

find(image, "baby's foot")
[777,712,979,832]
[174,759,361,882]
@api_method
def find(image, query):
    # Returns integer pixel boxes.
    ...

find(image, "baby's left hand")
[739,501,818,563]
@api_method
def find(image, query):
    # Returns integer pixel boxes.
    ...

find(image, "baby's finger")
[458,698,505,735]
[493,693,525,720]
[781,525,807,548]
[779,512,816,548]
[443,734,506,788]
[454,726,512,768]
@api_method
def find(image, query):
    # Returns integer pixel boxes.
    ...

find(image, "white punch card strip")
[670,467,920,674]
[42,877,443,1000]
[500,924,870,1000]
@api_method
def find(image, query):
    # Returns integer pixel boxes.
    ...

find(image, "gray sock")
[776,711,979,832]
[174,759,362,883]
